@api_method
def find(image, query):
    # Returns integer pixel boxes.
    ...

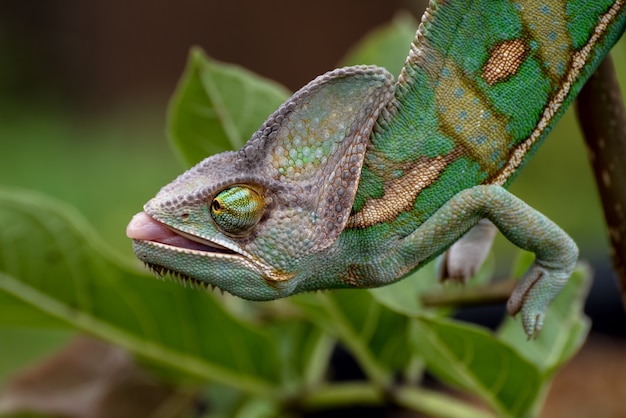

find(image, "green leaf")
[291,291,412,386]
[411,317,542,418]
[369,251,496,317]
[0,187,282,394]
[368,261,439,317]
[341,13,418,74]
[0,292,69,328]
[167,47,291,166]
[268,318,334,392]
[410,256,592,417]
[509,250,536,279]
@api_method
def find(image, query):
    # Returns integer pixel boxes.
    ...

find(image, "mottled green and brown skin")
[127,0,626,338]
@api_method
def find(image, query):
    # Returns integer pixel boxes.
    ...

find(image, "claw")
[521,312,544,340]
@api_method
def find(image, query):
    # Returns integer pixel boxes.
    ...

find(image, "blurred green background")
[1,0,625,395]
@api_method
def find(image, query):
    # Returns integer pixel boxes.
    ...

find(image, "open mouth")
[126,212,245,291]
[125,212,236,255]
[127,212,289,286]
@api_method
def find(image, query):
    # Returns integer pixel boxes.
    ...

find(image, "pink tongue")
[126,212,225,253]
[126,212,171,240]
[126,212,198,248]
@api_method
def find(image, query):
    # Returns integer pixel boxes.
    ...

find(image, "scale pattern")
[351,0,626,228]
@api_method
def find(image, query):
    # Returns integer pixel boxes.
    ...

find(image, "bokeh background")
[1,0,626,416]
[0,0,415,253]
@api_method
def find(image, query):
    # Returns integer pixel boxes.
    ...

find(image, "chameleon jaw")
[126,212,291,288]
[132,239,268,280]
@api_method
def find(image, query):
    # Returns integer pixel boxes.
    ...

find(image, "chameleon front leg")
[402,185,579,338]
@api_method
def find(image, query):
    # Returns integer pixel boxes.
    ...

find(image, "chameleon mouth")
[126,211,237,255]
[127,212,294,286]
[126,212,259,290]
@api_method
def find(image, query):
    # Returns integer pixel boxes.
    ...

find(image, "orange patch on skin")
[341,265,362,286]
[482,39,527,85]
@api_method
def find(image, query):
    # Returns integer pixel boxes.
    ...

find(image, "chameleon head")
[126,151,301,300]
[126,65,395,300]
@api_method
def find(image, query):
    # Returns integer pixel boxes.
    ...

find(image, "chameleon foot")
[506,263,571,338]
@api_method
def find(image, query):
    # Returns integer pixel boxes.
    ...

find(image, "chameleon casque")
[127,0,626,338]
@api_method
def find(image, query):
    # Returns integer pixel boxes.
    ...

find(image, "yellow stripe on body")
[517,1,571,80]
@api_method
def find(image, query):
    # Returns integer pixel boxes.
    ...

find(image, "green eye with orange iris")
[210,186,264,234]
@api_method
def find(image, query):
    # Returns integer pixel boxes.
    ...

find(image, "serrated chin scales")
[144,262,225,294]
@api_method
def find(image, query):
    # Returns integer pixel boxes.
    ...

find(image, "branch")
[420,279,517,308]
[575,55,626,307]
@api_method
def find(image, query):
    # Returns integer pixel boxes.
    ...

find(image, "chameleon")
[127,0,626,338]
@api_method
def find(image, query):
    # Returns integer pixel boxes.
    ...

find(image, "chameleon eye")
[210,186,264,235]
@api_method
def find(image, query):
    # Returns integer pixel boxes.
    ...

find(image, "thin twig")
[420,279,517,308]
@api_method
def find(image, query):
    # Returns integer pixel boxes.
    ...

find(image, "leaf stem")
[299,382,494,418]
[393,386,496,418]
[299,382,382,408]
[421,279,517,308]
[316,293,392,389]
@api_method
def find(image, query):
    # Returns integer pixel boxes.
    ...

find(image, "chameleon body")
[127,0,626,338]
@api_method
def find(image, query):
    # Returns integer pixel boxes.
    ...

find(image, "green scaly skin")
[127,0,626,338]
